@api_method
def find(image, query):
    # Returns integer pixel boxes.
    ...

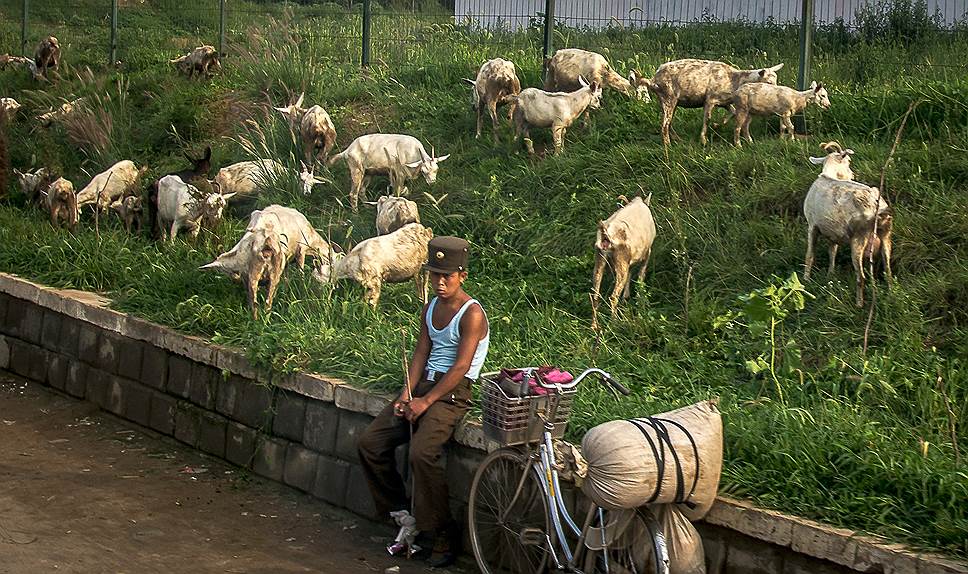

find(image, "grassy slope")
[1,0,967,556]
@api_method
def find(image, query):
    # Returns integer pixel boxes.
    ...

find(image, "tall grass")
[1,0,967,558]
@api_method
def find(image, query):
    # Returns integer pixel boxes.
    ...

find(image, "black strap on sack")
[627,416,701,506]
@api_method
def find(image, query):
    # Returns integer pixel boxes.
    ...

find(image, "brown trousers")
[357,377,471,532]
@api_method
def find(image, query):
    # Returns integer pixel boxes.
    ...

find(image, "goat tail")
[326,149,347,167]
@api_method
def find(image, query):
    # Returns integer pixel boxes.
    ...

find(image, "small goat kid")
[275,94,338,166]
[648,58,784,145]
[511,77,603,155]
[375,194,420,235]
[802,143,893,307]
[732,81,831,146]
[170,45,221,78]
[156,175,234,242]
[36,97,86,127]
[34,36,60,79]
[45,177,78,230]
[214,159,324,199]
[328,134,449,212]
[201,205,340,319]
[111,195,143,233]
[0,98,21,123]
[13,167,51,205]
[591,195,657,330]
[463,58,521,144]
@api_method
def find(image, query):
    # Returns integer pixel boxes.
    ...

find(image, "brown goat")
[34,36,61,79]
[46,177,78,230]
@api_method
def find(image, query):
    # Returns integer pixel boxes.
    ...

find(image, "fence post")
[21,0,28,55]
[110,0,118,66]
[361,0,371,68]
[796,0,815,133]
[542,0,556,62]
[218,0,226,58]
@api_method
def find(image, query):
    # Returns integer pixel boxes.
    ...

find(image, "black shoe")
[426,525,460,568]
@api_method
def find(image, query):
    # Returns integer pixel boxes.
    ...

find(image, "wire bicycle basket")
[480,369,577,446]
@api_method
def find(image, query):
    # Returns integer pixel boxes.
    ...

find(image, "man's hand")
[404,396,432,423]
[393,399,408,418]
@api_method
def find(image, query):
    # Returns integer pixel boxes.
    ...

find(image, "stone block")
[696,523,728,574]
[303,400,339,455]
[198,411,228,458]
[95,333,120,374]
[214,347,262,382]
[189,362,217,409]
[10,340,48,382]
[121,379,153,427]
[724,531,784,574]
[335,383,391,417]
[162,331,217,366]
[174,402,201,447]
[312,456,350,507]
[77,324,99,366]
[277,372,339,402]
[85,368,111,410]
[149,392,177,435]
[783,553,852,574]
[0,293,8,327]
[1,297,24,337]
[40,311,62,351]
[283,444,319,493]
[8,301,43,343]
[121,316,166,347]
[215,375,242,417]
[46,354,69,391]
[234,380,274,430]
[253,435,288,482]
[65,360,88,398]
[140,346,168,390]
[0,336,8,369]
[344,464,377,519]
[106,376,125,416]
[790,520,856,568]
[272,391,307,442]
[166,355,193,399]
[445,445,485,503]
[116,337,144,381]
[334,410,373,463]
[57,317,80,356]
[225,422,258,469]
[705,497,795,548]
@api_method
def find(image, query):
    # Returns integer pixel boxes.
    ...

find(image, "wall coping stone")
[0,272,964,573]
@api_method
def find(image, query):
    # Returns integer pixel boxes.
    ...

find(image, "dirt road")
[0,374,464,574]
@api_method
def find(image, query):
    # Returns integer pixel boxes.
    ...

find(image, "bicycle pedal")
[518,527,546,546]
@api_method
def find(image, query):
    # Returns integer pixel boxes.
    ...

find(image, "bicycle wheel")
[468,448,552,574]
[583,507,669,574]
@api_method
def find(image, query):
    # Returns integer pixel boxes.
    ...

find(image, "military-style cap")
[424,236,470,274]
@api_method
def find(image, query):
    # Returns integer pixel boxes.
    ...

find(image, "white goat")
[803,143,893,307]
[375,194,420,235]
[170,45,221,78]
[0,98,21,122]
[275,93,338,166]
[544,48,646,100]
[13,167,51,204]
[591,195,657,330]
[214,159,325,199]
[647,59,784,145]
[156,175,234,242]
[328,134,449,212]
[463,58,521,144]
[76,160,149,209]
[511,77,603,155]
[36,97,87,127]
[732,81,831,146]
[318,222,434,308]
[201,205,341,319]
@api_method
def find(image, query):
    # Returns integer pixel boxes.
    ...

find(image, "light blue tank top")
[425,297,490,381]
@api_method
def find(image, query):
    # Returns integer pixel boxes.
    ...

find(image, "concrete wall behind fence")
[0,273,963,574]
[455,0,968,31]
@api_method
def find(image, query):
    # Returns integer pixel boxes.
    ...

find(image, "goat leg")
[803,226,819,281]
[850,235,868,307]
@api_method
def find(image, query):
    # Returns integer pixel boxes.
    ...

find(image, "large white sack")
[582,506,706,574]
[580,400,723,519]
[653,505,706,574]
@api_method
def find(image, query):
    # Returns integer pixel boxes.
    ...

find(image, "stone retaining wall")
[0,272,963,574]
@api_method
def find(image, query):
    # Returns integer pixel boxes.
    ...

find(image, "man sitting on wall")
[357,236,490,568]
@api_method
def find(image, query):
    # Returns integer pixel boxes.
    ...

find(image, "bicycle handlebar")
[535,367,631,396]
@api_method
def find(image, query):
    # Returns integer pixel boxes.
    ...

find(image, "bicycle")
[468,367,670,574]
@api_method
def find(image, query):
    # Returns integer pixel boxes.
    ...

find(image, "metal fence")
[1,0,966,85]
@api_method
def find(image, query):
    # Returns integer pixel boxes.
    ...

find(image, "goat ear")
[628,70,637,83]
[221,192,236,201]
[578,75,589,87]
[759,69,767,78]
[434,154,450,163]
[295,92,305,107]
[405,160,423,169]
[199,260,222,270]
[274,106,290,114]
[203,146,212,161]
[810,80,818,90]
[808,156,826,165]
[462,78,476,85]
[770,63,784,72]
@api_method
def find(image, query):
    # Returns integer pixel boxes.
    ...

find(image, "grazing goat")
[201,205,341,319]
[545,49,646,100]
[802,143,893,307]
[111,195,143,233]
[591,195,657,330]
[1,98,21,123]
[76,160,149,209]
[375,194,420,235]
[647,58,784,145]
[511,77,603,155]
[148,146,212,239]
[44,177,78,230]
[13,167,51,205]
[155,175,234,242]
[318,222,433,308]
[463,58,521,144]
[214,159,325,199]
[170,45,221,78]
[36,97,86,126]
[34,36,60,79]
[732,81,831,146]
[275,93,338,166]
[328,134,449,212]
[1,54,41,79]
